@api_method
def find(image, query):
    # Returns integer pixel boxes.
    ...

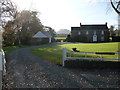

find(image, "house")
[71,23,110,42]
[32,31,52,44]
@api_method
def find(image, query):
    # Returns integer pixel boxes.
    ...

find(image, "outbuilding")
[32,31,52,44]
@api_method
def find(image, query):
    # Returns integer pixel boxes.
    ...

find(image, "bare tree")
[0,0,17,28]
[0,0,18,46]
[110,0,120,14]
[110,0,120,33]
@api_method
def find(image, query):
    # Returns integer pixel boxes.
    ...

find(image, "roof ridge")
[81,24,107,26]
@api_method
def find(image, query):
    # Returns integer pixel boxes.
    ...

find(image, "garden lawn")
[55,37,66,40]
[31,42,120,65]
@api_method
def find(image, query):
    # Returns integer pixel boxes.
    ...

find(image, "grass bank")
[31,42,120,65]
[3,45,32,54]
[3,46,20,54]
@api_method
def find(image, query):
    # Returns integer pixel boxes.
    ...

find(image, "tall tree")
[44,26,56,38]
[3,21,16,46]
[0,0,17,28]
[110,0,120,31]
[0,0,17,46]
[17,10,44,45]
[109,25,115,36]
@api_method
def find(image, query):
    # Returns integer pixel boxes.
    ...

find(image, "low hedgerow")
[64,60,120,69]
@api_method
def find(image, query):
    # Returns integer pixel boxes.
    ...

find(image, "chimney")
[80,22,82,26]
[105,22,107,25]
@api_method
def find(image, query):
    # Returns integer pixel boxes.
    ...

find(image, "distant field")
[55,37,66,39]
[31,42,120,65]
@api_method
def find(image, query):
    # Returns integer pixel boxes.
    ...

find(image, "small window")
[101,31,104,35]
[78,31,81,35]
[86,31,89,35]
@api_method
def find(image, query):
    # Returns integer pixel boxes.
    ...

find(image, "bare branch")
[0,0,17,28]
[110,0,120,15]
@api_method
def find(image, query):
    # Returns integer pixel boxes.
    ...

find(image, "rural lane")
[3,43,120,88]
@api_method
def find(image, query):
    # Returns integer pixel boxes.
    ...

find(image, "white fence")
[62,48,120,67]
[0,49,6,90]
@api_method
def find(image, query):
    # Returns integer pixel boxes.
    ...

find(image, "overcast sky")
[11,0,118,31]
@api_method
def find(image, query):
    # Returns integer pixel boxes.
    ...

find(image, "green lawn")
[55,37,66,40]
[31,42,120,65]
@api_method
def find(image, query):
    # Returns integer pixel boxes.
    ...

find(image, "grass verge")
[3,45,32,54]
[3,46,20,54]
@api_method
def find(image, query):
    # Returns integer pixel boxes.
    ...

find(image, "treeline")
[0,0,56,46]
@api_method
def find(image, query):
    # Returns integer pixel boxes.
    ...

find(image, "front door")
[93,35,97,42]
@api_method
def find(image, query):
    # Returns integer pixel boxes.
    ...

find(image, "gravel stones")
[3,43,120,88]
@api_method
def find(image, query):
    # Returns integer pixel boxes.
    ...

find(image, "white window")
[78,31,81,35]
[86,31,89,35]
[101,31,104,35]
[93,35,97,42]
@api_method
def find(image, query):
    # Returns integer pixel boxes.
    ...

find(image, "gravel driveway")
[3,43,120,88]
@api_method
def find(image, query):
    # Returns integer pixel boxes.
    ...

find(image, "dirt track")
[3,43,120,88]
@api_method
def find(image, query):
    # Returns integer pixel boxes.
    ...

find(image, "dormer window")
[86,31,89,35]
[101,31,104,35]
[78,31,81,35]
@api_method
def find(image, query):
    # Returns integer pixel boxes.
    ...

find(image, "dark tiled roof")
[71,27,80,31]
[80,24,108,30]
[71,24,109,31]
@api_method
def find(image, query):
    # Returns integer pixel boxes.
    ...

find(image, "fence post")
[62,48,66,67]
[117,52,120,60]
